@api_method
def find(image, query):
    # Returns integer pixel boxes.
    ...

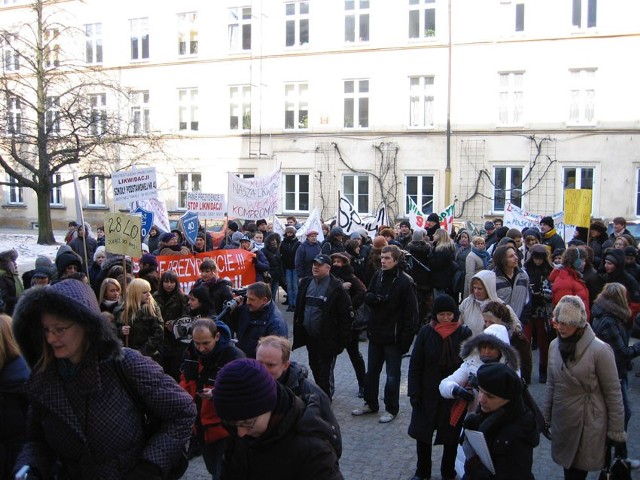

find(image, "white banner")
[227,169,280,220]
[112,167,157,203]
[408,198,455,234]
[503,202,575,240]
[337,195,389,235]
[130,197,170,233]
[186,192,226,219]
[272,215,286,237]
[296,208,325,243]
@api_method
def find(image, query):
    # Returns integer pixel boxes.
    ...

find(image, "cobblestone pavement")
[183,301,640,480]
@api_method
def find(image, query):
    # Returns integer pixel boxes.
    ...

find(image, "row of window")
[3,166,597,215]
[1,0,599,70]
[4,67,597,136]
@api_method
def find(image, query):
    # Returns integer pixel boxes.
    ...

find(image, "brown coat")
[542,324,625,472]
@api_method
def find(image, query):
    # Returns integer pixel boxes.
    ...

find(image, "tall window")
[515,3,525,32]
[229,7,252,51]
[178,12,198,56]
[284,174,309,212]
[409,76,434,128]
[45,96,60,134]
[568,68,595,125]
[44,29,60,67]
[344,79,369,128]
[178,173,201,209]
[284,82,308,130]
[131,91,150,134]
[493,166,523,211]
[50,173,62,205]
[178,88,198,131]
[3,34,19,71]
[7,97,21,134]
[230,85,251,130]
[498,72,524,126]
[87,176,106,206]
[285,2,309,47]
[7,175,23,204]
[406,175,434,215]
[85,23,103,64]
[130,18,149,60]
[409,0,436,39]
[572,0,597,29]
[344,174,370,214]
[345,1,370,43]
[89,94,106,136]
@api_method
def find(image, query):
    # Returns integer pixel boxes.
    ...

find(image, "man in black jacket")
[352,245,419,423]
[293,254,353,400]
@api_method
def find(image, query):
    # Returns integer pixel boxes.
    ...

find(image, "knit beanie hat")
[432,294,459,320]
[141,253,158,267]
[540,216,554,229]
[35,255,53,268]
[231,231,244,244]
[93,246,106,262]
[213,358,278,421]
[484,221,495,230]
[400,220,411,229]
[427,213,440,224]
[553,295,587,328]
[159,232,176,243]
[350,231,362,240]
[605,248,625,268]
[624,246,637,258]
[495,226,509,240]
[529,244,548,259]
[477,363,522,400]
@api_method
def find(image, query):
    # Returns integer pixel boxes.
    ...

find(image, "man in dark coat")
[352,245,419,423]
[191,259,233,315]
[293,254,354,400]
[213,358,344,480]
[138,253,160,294]
[280,226,301,311]
[295,230,322,280]
[540,216,565,258]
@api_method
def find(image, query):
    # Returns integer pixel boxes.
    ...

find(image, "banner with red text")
[227,169,280,220]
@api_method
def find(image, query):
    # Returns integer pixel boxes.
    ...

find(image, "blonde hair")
[98,277,121,304]
[472,236,485,247]
[0,314,21,370]
[596,283,631,318]
[124,278,159,321]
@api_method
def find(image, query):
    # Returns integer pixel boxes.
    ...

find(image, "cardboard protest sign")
[227,169,280,220]
[112,167,157,203]
[186,192,226,219]
[104,213,142,257]
[563,189,592,228]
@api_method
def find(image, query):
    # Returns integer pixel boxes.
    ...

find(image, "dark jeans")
[285,269,298,306]
[203,438,227,480]
[270,280,280,303]
[563,467,587,480]
[416,439,457,479]
[621,377,631,428]
[345,334,366,387]
[364,342,402,415]
[306,335,337,399]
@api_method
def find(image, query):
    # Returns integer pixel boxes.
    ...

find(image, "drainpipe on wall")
[445,0,452,205]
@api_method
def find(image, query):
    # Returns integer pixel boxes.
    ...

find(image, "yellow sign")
[104,213,142,257]
[563,189,592,228]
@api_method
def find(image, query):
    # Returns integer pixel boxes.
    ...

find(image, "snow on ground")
[1,230,63,273]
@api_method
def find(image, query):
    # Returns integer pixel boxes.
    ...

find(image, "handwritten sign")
[104,213,142,257]
[111,167,157,203]
[186,192,226,219]
[563,189,592,228]
[227,169,280,220]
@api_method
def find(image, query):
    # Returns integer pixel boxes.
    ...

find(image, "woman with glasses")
[11,279,195,479]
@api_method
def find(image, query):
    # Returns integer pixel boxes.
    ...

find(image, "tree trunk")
[36,187,57,244]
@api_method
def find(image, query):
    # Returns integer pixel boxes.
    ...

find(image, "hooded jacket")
[550,266,591,319]
[11,280,195,479]
[459,271,503,337]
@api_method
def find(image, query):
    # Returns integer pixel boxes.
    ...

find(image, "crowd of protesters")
[1,212,640,479]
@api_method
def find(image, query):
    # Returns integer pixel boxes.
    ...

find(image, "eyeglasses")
[42,324,74,337]
[223,416,258,431]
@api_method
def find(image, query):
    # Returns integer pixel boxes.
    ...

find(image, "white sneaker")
[379,413,396,423]
[626,458,640,469]
[351,405,377,416]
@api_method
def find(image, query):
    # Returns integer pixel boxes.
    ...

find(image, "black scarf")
[557,330,583,364]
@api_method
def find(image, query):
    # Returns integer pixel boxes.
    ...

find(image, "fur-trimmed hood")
[12,279,121,368]
[460,324,520,371]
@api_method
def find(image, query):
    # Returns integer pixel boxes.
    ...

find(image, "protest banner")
[563,189,592,228]
[186,192,226,219]
[408,198,455,233]
[156,249,256,293]
[104,213,142,257]
[337,194,390,235]
[227,169,280,220]
[132,206,154,239]
[272,215,286,237]
[130,197,170,233]
[112,167,157,203]
[181,210,199,245]
[503,202,575,240]
[296,208,325,242]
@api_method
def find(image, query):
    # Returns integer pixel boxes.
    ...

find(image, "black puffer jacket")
[280,234,300,270]
[406,240,431,288]
[262,233,284,284]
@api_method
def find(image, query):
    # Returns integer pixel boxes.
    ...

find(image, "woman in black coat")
[407,295,472,480]
[262,233,285,302]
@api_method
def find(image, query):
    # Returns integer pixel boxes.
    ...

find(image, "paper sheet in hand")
[465,430,495,474]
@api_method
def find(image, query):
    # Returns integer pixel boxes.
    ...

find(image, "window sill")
[50,204,66,210]
[85,205,109,210]
[2,203,26,209]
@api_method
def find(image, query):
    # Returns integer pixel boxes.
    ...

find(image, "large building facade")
[1,0,639,229]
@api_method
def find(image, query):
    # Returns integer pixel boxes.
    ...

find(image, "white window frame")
[178,88,198,132]
[283,173,310,212]
[7,175,23,204]
[7,96,21,134]
[563,166,595,211]
[409,0,436,39]
[86,176,106,206]
[568,68,596,126]
[284,82,308,130]
[50,173,62,206]
[572,0,597,29]
[177,12,198,56]
[44,28,60,68]
[409,75,434,128]
[130,18,149,61]
[498,71,524,126]
[2,34,19,71]
[230,85,251,130]
[345,0,370,43]
[405,174,434,216]
[131,90,150,134]
[493,166,524,212]
[343,174,370,214]
[228,7,252,51]
[89,93,107,136]
[285,1,309,47]
[343,79,369,129]
[45,96,60,135]
[85,23,103,64]
[177,172,201,209]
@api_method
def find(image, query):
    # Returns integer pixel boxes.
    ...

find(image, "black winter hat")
[427,213,440,224]
[432,294,459,321]
[605,248,625,268]
[477,362,522,401]
[400,220,412,229]
[540,216,554,228]
[55,249,82,275]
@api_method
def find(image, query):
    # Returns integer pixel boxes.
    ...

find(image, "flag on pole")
[408,198,455,234]
[271,215,286,237]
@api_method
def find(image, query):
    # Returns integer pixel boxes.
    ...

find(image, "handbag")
[352,303,371,331]
[115,358,189,480]
[598,444,631,480]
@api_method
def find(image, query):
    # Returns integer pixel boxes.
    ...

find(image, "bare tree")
[0,0,165,244]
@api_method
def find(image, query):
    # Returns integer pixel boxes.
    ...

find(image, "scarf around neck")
[472,247,491,268]
[431,320,461,369]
